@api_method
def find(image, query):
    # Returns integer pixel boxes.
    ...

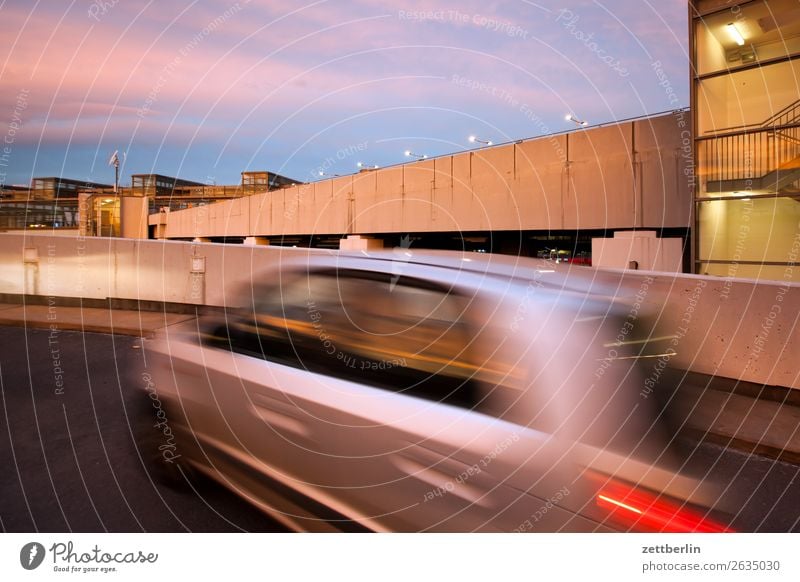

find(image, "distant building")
[0,184,29,199]
[0,179,99,231]
[30,177,111,199]
[130,174,206,197]
[241,171,298,195]
[0,170,300,237]
[85,170,300,238]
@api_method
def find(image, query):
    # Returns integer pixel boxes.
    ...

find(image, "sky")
[0,0,689,187]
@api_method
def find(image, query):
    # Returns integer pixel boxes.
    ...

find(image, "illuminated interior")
[90,196,121,237]
[693,0,800,281]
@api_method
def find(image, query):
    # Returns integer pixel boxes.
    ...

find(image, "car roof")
[314,249,632,298]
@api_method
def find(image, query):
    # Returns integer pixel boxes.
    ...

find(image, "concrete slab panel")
[565,123,636,229]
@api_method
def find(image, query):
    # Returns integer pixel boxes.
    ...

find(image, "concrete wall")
[158,112,692,239]
[1,233,796,390]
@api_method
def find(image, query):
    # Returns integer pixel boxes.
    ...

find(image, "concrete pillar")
[244,236,270,246]
[339,235,384,251]
[78,193,92,237]
[121,196,148,239]
[148,208,169,239]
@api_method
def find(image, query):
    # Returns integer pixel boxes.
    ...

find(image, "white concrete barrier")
[1,233,798,390]
[591,230,683,272]
[589,267,800,390]
[0,233,320,308]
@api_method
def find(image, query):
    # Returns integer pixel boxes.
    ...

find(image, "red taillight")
[594,479,734,533]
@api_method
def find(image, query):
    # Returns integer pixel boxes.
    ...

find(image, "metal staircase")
[704,99,800,195]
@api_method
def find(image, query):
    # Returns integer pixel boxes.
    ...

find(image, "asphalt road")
[1,325,798,532]
[0,325,285,532]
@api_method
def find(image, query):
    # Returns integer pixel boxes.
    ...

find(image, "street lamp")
[357,162,379,170]
[565,113,588,127]
[404,150,427,160]
[468,135,493,146]
[318,171,342,178]
[107,150,120,192]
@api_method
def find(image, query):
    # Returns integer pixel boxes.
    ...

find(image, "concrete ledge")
[689,390,800,455]
[685,429,800,466]
[0,303,196,338]
[0,293,205,315]
[680,370,800,407]
[675,373,800,464]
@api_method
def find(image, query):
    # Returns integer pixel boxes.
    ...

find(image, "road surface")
[1,326,798,532]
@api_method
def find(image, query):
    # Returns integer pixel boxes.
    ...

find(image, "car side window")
[220,269,482,410]
[203,273,306,364]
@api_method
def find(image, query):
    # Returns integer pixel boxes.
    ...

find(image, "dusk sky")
[0,0,689,187]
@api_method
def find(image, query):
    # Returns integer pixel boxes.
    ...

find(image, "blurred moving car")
[138,250,734,532]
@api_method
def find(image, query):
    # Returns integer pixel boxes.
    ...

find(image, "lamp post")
[404,150,427,160]
[468,135,493,146]
[565,114,588,127]
[108,150,120,192]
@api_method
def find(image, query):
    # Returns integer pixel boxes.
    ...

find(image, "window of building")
[696,197,800,280]
[695,0,800,77]
[696,59,800,135]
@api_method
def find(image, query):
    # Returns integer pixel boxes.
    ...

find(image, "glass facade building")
[691,0,800,281]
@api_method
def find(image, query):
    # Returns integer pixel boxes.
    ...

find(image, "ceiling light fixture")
[726,23,745,46]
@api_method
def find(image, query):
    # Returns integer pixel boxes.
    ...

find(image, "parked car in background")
[137,250,734,532]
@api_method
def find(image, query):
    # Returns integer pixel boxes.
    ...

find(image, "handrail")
[761,98,800,127]
[696,121,800,141]
[699,122,800,185]
[774,130,800,146]
[703,99,800,136]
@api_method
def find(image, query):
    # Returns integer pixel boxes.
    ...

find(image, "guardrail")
[698,123,800,185]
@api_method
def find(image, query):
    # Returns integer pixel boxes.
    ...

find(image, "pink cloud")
[0,0,690,181]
